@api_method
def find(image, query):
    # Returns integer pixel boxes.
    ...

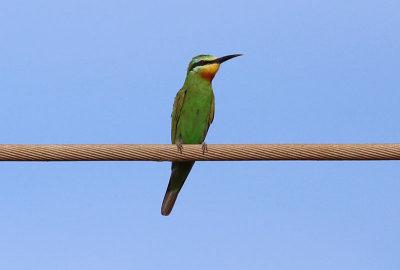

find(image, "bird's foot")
[201,142,208,154]
[176,142,183,154]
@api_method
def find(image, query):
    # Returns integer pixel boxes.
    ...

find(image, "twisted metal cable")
[0,144,399,161]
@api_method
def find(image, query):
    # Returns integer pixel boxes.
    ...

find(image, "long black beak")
[214,54,242,64]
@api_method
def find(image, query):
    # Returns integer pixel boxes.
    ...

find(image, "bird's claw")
[176,142,183,154]
[201,142,208,154]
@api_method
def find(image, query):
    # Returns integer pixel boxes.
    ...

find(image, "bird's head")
[187,54,242,82]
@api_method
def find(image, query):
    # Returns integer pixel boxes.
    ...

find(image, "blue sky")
[1,1,399,269]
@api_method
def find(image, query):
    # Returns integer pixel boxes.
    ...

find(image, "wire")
[0,144,399,161]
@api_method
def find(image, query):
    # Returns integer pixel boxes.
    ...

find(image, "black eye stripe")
[189,59,216,71]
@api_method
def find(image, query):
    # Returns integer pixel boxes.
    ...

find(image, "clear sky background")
[1,1,399,269]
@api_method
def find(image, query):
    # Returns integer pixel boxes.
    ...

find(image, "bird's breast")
[177,86,214,143]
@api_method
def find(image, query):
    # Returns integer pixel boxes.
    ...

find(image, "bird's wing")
[171,88,187,143]
[208,96,215,126]
[201,95,215,142]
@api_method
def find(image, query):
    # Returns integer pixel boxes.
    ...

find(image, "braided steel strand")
[0,144,399,161]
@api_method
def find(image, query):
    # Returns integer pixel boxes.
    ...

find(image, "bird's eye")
[199,60,205,65]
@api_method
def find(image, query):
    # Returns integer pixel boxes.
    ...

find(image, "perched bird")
[161,54,242,216]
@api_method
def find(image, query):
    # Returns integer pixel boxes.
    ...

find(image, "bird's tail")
[161,161,194,216]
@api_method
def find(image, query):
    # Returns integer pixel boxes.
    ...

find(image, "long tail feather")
[161,161,194,216]
[161,191,179,216]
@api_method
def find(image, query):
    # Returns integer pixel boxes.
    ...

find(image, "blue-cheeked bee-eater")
[161,54,242,216]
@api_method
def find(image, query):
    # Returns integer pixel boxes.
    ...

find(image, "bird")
[161,54,242,216]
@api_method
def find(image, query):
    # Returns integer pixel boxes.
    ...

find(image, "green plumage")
[161,54,241,216]
[173,76,215,145]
